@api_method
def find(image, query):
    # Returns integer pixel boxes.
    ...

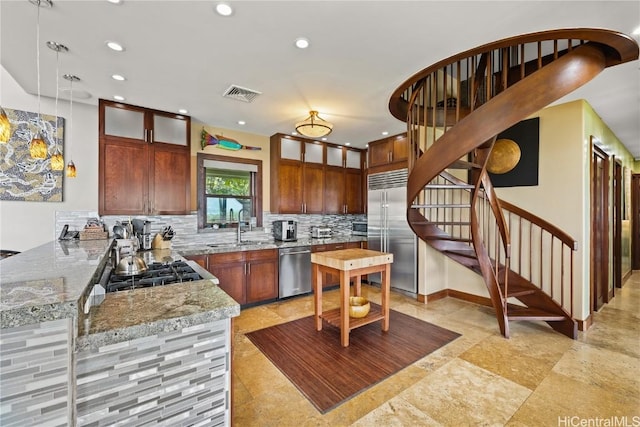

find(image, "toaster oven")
[311,227,332,238]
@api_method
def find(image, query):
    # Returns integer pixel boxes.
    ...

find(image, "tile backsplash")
[55,211,366,246]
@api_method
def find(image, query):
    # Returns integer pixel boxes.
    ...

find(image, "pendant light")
[47,41,68,171]
[63,74,79,178]
[295,110,333,138]
[28,0,52,159]
[0,106,10,144]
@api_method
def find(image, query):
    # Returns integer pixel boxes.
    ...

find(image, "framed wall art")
[0,108,64,202]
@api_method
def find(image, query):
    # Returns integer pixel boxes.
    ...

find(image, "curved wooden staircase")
[388,29,639,339]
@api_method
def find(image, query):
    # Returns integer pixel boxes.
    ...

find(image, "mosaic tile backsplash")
[55,211,366,247]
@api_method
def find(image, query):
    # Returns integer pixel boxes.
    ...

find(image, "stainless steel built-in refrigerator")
[367,169,417,293]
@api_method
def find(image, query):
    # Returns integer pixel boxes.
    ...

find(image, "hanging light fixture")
[295,110,333,138]
[63,74,79,178]
[47,41,68,171]
[28,0,53,159]
[0,106,10,143]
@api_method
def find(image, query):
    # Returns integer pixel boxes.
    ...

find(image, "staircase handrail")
[389,28,638,122]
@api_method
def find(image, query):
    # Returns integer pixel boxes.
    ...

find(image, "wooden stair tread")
[507,305,565,321]
[448,160,482,169]
[424,183,475,190]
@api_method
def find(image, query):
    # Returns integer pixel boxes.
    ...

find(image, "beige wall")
[189,124,271,211]
[419,99,635,321]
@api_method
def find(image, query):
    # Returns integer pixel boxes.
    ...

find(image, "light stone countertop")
[176,235,368,257]
[0,239,113,328]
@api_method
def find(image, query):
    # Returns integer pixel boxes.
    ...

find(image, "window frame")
[197,152,263,230]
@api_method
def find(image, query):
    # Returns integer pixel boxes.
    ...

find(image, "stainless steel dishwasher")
[278,246,312,298]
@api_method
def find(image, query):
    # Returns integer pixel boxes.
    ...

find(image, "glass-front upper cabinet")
[102,101,189,146]
[326,145,362,169]
[280,138,301,160]
[326,146,343,167]
[304,141,323,164]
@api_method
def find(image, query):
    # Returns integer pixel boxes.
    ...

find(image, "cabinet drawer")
[208,251,244,264]
[246,248,278,261]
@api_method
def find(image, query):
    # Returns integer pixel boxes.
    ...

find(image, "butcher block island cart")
[311,248,393,347]
[0,239,239,427]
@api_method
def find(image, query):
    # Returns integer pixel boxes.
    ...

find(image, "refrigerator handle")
[379,191,384,251]
[383,190,388,252]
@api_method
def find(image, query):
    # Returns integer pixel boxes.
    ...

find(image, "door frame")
[590,140,610,313]
[613,159,622,293]
[632,174,640,270]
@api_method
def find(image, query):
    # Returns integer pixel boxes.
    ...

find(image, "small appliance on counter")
[351,221,367,236]
[132,219,153,250]
[311,226,332,239]
[273,220,297,241]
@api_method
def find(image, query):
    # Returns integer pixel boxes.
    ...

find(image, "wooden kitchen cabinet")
[98,99,191,216]
[312,242,362,288]
[184,254,208,270]
[325,145,364,214]
[367,133,408,173]
[207,249,278,305]
[270,134,325,214]
[271,133,365,214]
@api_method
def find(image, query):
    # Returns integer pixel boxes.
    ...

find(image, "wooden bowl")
[349,296,370,318]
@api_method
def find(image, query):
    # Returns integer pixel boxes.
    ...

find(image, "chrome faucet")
[237,208,246,243]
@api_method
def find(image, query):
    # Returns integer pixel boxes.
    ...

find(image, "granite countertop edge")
[76,302,240,352]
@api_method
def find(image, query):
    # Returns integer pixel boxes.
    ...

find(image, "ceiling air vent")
[222,85,262,103]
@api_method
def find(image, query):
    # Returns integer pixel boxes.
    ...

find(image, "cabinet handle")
[247,263,251,275]
[149,129,153,143]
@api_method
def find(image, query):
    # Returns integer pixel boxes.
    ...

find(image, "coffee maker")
[132,219,152,250]
[273,220,297,241]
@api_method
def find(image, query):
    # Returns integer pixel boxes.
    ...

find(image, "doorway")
[590,141,609,312]
[613,160,622,293]
[632,174,640,270]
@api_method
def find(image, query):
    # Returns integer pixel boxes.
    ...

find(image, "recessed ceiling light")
[291,131,298,136]
[238,120,246,125]
[178,109,188,114]
[295,37,310,49]
[113,95,125,101]
[107,0,122,4]
[106,41,124,52]
[345,142,351,146]
[321,137,327,141]
[633,26,640,36]
[215,2,233,16]
[111,74,125,81]
[381,131,389,136]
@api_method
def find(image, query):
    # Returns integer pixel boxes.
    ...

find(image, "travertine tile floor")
[232,275,640,426]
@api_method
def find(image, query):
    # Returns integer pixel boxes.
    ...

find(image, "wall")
[190,124,271,210]
[1,65,98,252]
[418,99,636,321]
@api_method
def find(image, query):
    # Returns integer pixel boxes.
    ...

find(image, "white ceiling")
[1,1,638,156]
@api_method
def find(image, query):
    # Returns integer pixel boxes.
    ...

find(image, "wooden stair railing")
[390,29,638,338]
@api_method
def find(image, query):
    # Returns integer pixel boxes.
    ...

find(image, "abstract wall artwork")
[488,117,540,188]
[0,108,64,202]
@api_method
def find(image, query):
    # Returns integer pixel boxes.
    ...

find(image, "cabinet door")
[152,113,188,146]
[345,149,361,169]
[246,258,278,303]
[184,255,207,270]
[99,141,148,215]
[326,146,343,167]
[276,162,304,213]
[345,169,363,214]
[209,255,247,305]
[150,145,190,214]
[391,135,408,163]
[368,140,391,167]
[103,103,146,141]
[280,138,301,161]
[304,142,323,164]
[303,163,324,214]
[324,167,345,214]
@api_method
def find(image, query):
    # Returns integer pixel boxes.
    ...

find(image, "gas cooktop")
[105,260,202,293]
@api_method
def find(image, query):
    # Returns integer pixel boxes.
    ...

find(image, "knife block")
[151,233,171,250]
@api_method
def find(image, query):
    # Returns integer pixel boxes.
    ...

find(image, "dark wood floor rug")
[245,305,461,413]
